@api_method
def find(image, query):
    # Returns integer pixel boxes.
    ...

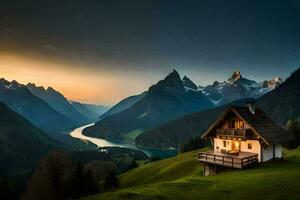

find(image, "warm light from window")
[235,142,239,149]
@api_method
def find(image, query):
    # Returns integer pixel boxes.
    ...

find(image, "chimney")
[246,100,256,115]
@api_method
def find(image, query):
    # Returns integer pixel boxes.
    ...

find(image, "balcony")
[198,150,258,169]
[216,129,250,140]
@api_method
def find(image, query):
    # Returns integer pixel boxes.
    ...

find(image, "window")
[239,121,244,129]
[248,143,252,149]
[228,120,244,129]
[223,141,226,147]
[228,120,235,128]
[216,146,219,149]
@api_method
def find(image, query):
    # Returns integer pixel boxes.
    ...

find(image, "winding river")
[69,123,178,158]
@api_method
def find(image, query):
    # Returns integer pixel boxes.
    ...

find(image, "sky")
[1,0,300,105]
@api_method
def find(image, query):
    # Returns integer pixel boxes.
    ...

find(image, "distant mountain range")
[99,71,282,120]
[0,101,57,175]
[83,70,214,140]
[0,68,287,153]
[27,83,89,125]
[135,67,300,149]
[0,78,77,137]
[201,71,283,105]
[0,78,107,143]
[70,101,109,121]
[85,70,284,145]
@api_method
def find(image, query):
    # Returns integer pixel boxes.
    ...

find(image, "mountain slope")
[135,68,300,148]
[135,99,250,148]
[27,83,89,124]
[83,70,213,141]
[85,148,300,200]
[82,103,110,116]
[256,67,300,124]
[0,78,77,136]
[70,101,109,121]
[0,101,56,175]
[99,92,147,119]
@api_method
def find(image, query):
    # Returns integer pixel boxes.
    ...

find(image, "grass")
[84,147,300,200]
[121,129,143,143]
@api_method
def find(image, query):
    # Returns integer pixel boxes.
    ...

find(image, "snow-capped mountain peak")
[259,76,283,92]
[227,71,242,82]
[202,72,283,106]
[182,75,199,92]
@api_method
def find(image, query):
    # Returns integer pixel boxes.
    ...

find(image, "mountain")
[83,70,213,141]
[82,103,110,116]
[182,76,198,91]
[136,67,300,149]
[27,83,89,125]
[99,92,147,119]
[135,99,250,148]
[70,101,109,121]
[0,78,77,136]
[259,77,283,93]
[0,101,56,175]
[202,71,282,105]
[256,68,300,124]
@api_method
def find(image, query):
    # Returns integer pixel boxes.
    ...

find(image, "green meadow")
[85,147,300,200]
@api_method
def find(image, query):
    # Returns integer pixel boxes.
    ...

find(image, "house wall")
[213,138,262,162]
[262,145,274,162]
[214,138,232,152]
[275,144,282,158]
[240,140,262,162]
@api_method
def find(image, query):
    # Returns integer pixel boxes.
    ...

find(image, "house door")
[232,141,241,151]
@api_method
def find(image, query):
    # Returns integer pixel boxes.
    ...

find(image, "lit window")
[223,141,226,147]
[248,143,252,149]
[239,121,244,129]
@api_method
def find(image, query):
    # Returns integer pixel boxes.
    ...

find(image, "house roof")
[201,106,294,146]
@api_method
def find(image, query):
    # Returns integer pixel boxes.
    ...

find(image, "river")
[69,123,178,158]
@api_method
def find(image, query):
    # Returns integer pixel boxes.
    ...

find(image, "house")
[199,101,294,175]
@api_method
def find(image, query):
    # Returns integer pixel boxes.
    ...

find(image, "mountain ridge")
[27,83,90,125]
[0,78,77,138]
[70,100,109,121]
[135,67,299,149]
[83,70,213,140]
[201,71,283,105]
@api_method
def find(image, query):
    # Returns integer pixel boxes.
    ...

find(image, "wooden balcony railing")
[216,129,250,138]
[198,151,258,169]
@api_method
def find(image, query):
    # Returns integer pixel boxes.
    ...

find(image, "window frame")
[248,143,252,149]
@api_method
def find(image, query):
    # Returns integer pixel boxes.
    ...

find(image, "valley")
[69,123,178,158]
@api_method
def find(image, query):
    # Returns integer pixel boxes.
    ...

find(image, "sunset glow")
[0,53,153,105]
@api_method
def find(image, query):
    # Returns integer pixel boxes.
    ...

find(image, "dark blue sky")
[1,0,300,103]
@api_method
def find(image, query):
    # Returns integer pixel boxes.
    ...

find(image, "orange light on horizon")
[0,53,149,105]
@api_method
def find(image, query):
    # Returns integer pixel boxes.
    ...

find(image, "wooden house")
[199,102,294,175]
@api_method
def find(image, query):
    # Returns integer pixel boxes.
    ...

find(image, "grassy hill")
[85,147,300,200]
